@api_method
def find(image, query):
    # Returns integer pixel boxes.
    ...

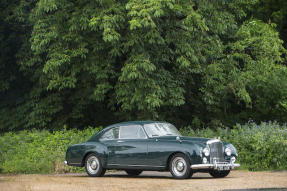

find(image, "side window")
[100,127,119,140]
[119,125,147,139]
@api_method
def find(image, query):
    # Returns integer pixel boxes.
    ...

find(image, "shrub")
[0,127,102,174]
[0,122,286,174]
[181,121,287,170]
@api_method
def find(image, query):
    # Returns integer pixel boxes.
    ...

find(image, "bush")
[0,122,286,174]
[0,127,102,174]
[181,121,287,170]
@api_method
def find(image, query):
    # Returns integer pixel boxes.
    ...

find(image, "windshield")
[143,123,181,137]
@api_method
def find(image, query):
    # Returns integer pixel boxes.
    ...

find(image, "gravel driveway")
[1,170,287,191]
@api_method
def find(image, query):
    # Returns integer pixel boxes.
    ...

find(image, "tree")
[1,0,287,131]
[252,0,287,47]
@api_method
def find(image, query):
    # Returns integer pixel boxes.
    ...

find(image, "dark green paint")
[66,121,238,170]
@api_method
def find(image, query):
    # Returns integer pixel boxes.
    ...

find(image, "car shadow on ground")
[191,176,220,179]
[104,174,173,179]
[66,172,221,180]
[68,174,173,179]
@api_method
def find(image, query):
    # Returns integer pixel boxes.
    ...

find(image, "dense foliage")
[0,126,102,173]
[1,0,287,131]
[0,122,286,174]
[181,122,287,170]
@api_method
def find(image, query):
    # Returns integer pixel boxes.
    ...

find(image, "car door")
[146,137,173,167]
[102,125,149,167]
[144,123,177,167]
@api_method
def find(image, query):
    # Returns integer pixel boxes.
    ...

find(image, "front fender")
[223,142,238,157]
[181,141,206,165]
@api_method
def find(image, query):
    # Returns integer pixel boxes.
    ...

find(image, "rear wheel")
[169,153,191,179]
[85,153,106,177]
[125,170,142,176]
[209,170,230,178]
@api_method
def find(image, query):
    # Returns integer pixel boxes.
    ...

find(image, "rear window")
[100,127,119,140]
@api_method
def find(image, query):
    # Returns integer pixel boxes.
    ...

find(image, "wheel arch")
[81,141,108,167]
[166,151,192,169]
[81,151,106,167]
[81,152,94,167]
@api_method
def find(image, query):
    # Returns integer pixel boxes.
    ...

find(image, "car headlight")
[225,147,232,156]
[203,147,210,156]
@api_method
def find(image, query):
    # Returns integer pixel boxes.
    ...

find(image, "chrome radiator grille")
[208,140,224,163]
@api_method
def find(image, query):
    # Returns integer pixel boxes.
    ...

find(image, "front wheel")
[125,170,142,176]
[85,153,106,177]
[209,170,230,178]
[169,153,192,179]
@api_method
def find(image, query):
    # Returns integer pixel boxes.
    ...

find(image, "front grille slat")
[208,140,224,163]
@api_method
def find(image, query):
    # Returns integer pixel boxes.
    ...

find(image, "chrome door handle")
[117,140,124,143]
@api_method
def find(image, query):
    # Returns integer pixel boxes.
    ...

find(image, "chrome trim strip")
[191,164,213,169]
[191,163,240,170]
[108,164,165,168]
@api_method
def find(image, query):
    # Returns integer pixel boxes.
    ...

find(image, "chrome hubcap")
[172,157,187,176]
[91,161,98,170]
[87,156,100,174]
[177,161,184,171]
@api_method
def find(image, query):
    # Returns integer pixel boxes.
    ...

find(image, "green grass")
[0,122,286,174]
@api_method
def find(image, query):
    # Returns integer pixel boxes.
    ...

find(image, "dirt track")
[0,170,287,191]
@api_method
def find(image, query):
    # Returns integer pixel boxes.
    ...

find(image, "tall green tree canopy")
[1,0,287,131]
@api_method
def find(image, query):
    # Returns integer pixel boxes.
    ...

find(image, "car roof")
[107,121,167,128]
[88,121,171,142]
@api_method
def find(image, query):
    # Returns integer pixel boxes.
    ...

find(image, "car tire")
[209,170,230,178]
[169,153,191,179]
[125,170,143,176]
[85,153,106,177]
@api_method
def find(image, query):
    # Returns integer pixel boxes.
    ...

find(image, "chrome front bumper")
[191,162,240,170]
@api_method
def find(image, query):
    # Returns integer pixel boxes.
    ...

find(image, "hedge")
[0,126,102,173]
[0,122,286,174]
[181,122,287,170]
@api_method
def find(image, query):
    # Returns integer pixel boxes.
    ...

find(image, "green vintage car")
[65,121,240,179]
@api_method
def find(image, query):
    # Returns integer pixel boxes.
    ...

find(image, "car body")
[65,121,240,179]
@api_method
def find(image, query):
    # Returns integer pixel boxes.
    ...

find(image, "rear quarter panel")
[66,142,107,166]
